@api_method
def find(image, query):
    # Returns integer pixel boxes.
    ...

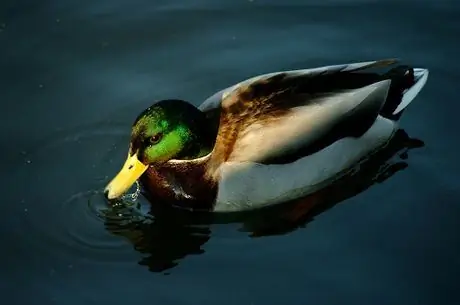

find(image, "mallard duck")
[104,59,429,212]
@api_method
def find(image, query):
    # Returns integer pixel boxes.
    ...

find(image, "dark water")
[1,0,460,304]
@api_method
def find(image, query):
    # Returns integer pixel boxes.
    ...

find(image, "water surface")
[1,0,460,304]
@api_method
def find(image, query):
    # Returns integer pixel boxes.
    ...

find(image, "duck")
[104,59,429,212]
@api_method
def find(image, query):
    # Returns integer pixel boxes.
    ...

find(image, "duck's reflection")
[103,129,424,272]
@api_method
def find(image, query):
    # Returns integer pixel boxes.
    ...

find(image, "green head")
[104,99,213,200]
[130,99,212,164]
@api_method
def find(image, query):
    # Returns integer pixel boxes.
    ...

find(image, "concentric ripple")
[10,122,153,264]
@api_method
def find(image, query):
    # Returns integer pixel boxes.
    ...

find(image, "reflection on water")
[100,129,423,272]
[103,206,211,272]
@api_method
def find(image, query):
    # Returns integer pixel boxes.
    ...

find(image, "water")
[1,0,459,304]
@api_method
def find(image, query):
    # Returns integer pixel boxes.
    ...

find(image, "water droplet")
[38,84,44,88]
[26,160,31,164]
[24,208,28,212]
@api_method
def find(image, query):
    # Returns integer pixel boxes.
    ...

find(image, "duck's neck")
[175,108,218,161]
[175,134,213,160]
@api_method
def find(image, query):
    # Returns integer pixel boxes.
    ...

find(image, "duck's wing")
[199,59,397,112]
[206,59,398,171]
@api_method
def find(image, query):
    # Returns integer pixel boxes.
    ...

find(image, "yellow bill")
[104,152,148,200]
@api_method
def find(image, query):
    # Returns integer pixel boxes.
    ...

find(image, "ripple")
[10,122,152,264]
[63,189,143,250]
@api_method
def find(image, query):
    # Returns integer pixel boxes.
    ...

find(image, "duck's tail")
[380,65,429,120]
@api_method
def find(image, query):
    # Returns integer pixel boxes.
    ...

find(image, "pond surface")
[1,0,459,304]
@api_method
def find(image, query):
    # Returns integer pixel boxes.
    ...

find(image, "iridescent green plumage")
[130,99,215,164]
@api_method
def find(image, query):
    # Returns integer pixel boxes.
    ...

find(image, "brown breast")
[140,163,218,211]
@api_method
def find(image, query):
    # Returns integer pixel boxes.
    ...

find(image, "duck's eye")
[149,133,163,145]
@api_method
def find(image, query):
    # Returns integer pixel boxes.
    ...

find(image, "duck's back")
[199,59,428,212]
